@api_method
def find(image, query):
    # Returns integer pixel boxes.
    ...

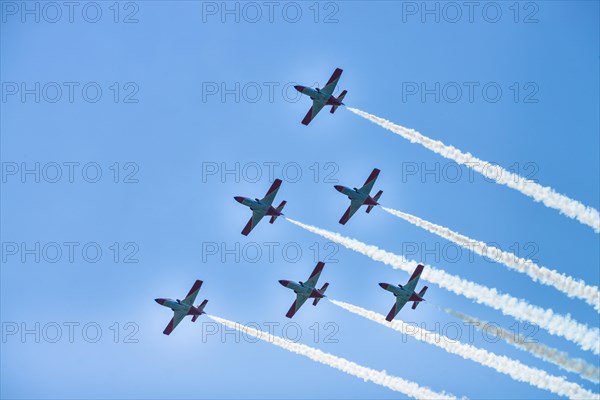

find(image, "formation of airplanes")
[156,262,427,334]
[155,68,431,335]
[233,167,383,234]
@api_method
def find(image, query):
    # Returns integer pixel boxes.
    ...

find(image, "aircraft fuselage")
[154,298,203,315]
[334,185,378,206]
[294,86,343,106]
[234,196,282,217]
[278,280,325,299]
[378,283,424,303]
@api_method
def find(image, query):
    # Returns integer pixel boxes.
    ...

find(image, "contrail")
[441,306,600,384]
[330,300,598,399]
[207,315,457,399]
[285,218,600,355]
[382,206,600,312]
[346,107,600,233]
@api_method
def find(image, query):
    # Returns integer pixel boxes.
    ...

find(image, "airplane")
[155,280,208,335]
[279,261,329,318]
[234,179,287,236]
[334,168,383,225]
[379,264,428,322]
[294,68,347,125]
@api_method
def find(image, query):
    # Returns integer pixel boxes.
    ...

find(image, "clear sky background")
[1,1,599,399]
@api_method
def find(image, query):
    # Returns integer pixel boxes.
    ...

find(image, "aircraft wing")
[321,68,343,96]
[182,280,203,306]
[163,310,187,335]
[242,211,265,236]
[301,101,326,126]
[358,168,380,195]
[385,297,409,322]
[305,261,325,288]
[285,293,309,318]
[260,179,282,206]
[339,198,363,225]
[403,264,424,293]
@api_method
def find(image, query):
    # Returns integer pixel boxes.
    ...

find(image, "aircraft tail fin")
[197,299,208,313]
[330,90,347,113]
[269,201,287,223]
[192,299,209,321]
[412,286,428,310]
[366,190,383,213]
[313,282,329,306]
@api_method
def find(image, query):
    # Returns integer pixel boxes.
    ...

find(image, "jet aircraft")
[295,68,347,125]
[334,168,383,225]
[155,280,208,335]
[234,179,286,236]
[379,264,428,321]
[279,261,329,318]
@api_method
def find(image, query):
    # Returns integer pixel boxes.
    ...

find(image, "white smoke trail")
[285,218,600,355]
[208,315,457,399]
[330,300,598,399]
[382,206,600,312]
[441,307,600,384]
[346,107,600,233]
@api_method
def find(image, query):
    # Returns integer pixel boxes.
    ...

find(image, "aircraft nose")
[379,283,388,289]
[234,196,245,203]
[294,85,305,92]
[279,280,290,287]
[334,185,344,192]
[155,298,164,305]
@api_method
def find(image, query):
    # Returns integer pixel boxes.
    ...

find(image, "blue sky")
[1,1,599,398]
